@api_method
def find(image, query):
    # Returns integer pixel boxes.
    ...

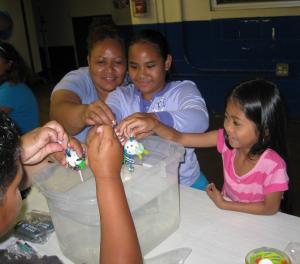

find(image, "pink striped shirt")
[217,129,289,203]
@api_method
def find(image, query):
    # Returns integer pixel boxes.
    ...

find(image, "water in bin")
[33,136,184,264]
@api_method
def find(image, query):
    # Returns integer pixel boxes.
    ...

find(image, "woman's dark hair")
[0,41,33,84]
[86,22,125,56]
[0,111,20,203]
[224,79,288,161]
[129,29,170,61]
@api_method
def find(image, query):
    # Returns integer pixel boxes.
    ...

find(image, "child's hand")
[206,183,226,209]
[21,120,68,165]
[50,137,85,167]
[117,112,159,140]
[86,125,122,178]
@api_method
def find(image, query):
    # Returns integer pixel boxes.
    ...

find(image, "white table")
[8,185,299,264]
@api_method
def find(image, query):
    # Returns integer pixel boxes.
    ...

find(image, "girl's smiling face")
[224,99,259,153]
[128,42,172,101]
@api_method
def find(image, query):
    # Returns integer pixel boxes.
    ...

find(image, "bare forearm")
[221,200,280,215]
[154,124,218,148]
[96,177,142,264]
[50,102,87,135]
[153,122,181,142]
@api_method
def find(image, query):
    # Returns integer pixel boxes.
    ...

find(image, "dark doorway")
[72,14,113,67]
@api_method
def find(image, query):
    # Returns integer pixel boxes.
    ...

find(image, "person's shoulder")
[168,80,198,91]
[0,81,28,91]
[53,67,91,94]
[263,149,286,165]
[256,148,286,174]
[64,67,89,79]
[165,80,200,97]
[169,80,196,87]
[114,83,135,95]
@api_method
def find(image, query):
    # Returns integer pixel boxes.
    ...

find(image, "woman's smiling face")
[88,38,126,99]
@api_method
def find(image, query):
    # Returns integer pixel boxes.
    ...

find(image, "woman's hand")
[84,100,116,127]
[117,112,159,140]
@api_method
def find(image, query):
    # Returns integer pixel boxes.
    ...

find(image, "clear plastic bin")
[33,136,184,264]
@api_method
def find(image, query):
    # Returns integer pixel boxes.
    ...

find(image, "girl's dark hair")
[0,41,33,85]
[0,111,20,203]
[86,22,125,56]
[225,79,288,161]
[129,29,173,80]
[129,29,170,61]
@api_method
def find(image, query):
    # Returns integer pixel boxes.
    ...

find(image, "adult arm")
[86,125,142,264]
[51,90,115,136]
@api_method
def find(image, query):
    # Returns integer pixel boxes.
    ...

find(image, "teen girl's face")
[0,163,22,236]
[128,42,172,100]
[224,99,259,153]
[88,38,126,99]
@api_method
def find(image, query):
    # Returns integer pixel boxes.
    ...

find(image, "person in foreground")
[119,79,289,215]
[87,125,142,264]
[0,112,142,263]
[0,113,75,236]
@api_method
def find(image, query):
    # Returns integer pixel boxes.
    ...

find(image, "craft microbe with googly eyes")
[123,137,149,172]
[65,148,86,171]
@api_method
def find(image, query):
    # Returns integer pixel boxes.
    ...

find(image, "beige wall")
[130,0,300,24]
[69,0,131,25]
[130,0,183,24]
[0,0,41,72]
[184,0,300,21]
[2,0,299,71]
[34,0,131,46]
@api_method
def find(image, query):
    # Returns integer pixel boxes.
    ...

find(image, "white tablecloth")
[11,185,300,263]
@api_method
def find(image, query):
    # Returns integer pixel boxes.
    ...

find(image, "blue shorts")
[191,171,208,191]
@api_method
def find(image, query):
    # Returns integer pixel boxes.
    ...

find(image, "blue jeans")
[191,171,208,191]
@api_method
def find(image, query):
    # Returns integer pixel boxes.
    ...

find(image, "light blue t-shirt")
[0,81,39,134]
[106,81,209,186]
[52,67,99,143]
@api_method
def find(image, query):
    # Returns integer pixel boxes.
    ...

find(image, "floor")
[32,84,300,217]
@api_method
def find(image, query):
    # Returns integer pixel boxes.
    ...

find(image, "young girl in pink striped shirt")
[118,79,289,215]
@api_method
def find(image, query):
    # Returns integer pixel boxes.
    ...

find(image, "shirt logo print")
[151,97,166,112]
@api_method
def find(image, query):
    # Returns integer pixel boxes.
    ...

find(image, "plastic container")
[245,247,291,264]
[33,136,184,264]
